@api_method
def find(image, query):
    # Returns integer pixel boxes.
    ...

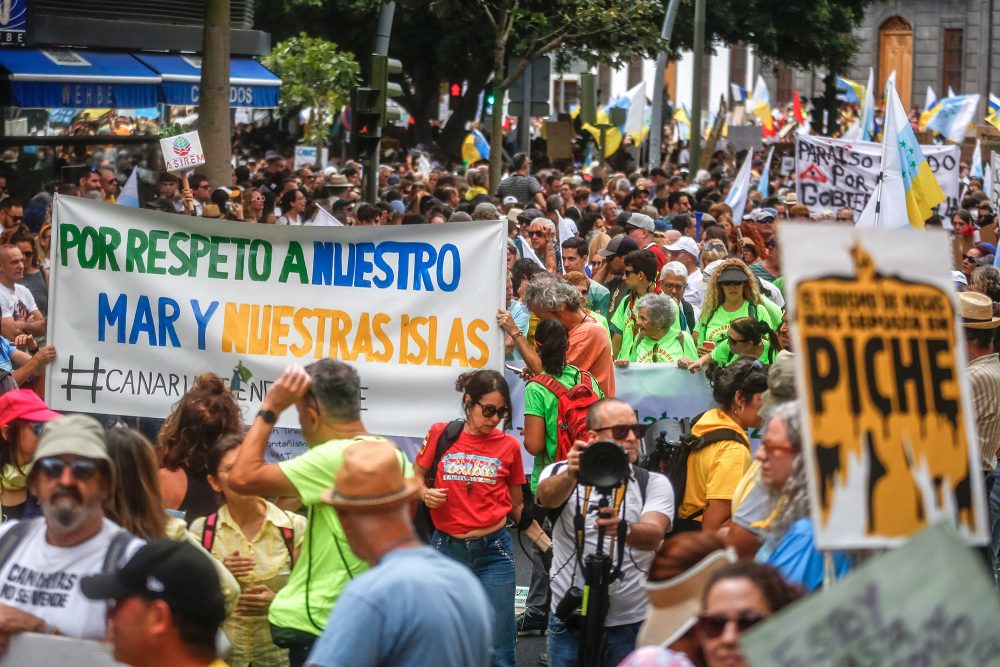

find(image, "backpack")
[201,510,295,562]
[528,367,601,463]
[413,419,465,543]
[640,414,746,532]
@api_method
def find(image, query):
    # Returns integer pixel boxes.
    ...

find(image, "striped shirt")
[496,174,543,206]
[968,353,1000,469]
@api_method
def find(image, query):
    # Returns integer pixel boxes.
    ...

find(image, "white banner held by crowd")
[48,196,506,437]
[795,135,959,219]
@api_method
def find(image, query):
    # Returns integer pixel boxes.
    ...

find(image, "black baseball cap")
[81,540,226,627]
[597,235,640,258]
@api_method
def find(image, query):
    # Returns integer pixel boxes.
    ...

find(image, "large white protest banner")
[47,196,506,436]
[781,222,987,548]
[795,134,960,219]
[741,522,1000,665]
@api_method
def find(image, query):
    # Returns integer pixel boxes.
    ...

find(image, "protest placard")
[795,135,959,219]
[990,153,1000,213]
[781,223,987,548]
[158,130,206,173]
[47,196,506,437]
[741,522,1000,666]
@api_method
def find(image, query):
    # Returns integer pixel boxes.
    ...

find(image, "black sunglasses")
[727,334,746,346]
[964,254,979,262]
[594,423,649,439]
[528,230,546,237]
[476,402,510,419]
[37,457,100,481]
[696,612,766,639]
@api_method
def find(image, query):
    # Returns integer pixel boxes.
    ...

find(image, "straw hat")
[637,548,737,648]
[322,440,419,510]
[959,291,1000,329]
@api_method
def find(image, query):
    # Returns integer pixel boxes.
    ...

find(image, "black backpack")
[413,419,465,542]
[640,415,746,532]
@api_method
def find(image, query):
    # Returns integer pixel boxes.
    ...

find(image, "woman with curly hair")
[157,373,243,521]
[697,259,782,347]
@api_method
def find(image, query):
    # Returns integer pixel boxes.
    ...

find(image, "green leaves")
[157,123,187,138]
[263,33,360,147]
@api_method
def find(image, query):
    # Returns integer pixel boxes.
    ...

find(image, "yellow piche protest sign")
[782,223,987,549]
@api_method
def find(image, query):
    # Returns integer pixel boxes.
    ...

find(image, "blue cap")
[654,219,669,232]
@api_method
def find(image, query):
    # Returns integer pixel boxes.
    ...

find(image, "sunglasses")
[529,230,546,237]
[696,612,766,639]
[37,457,100,481]
[761,442,796,454]
[594,423,649,439]
[727,334,747,346]
[623,268,637,276]
[964,255,979,262]
[476,402,510,419]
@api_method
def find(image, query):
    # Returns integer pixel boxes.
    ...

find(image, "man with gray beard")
[0,415,142,646]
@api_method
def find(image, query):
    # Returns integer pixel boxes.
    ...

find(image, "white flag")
[725,151,753,225]
[117,169,139,208]
[311,205,343,226]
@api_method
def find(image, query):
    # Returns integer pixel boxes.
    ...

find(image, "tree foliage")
[262,33,360,148]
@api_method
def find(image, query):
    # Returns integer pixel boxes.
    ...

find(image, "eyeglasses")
[529,230,546,237]
[696,612,766,639]
[36,457,100,481]
[623,268,636,276]
[727,334,747,346]
[594,423,649,439]
[761,442,796,454]
[476,402,510,419]
[662,282,685,292]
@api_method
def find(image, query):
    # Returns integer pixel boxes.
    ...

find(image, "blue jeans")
[432,528,516,667]
[547,615,641,667]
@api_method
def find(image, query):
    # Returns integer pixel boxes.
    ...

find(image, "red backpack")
[528,366,601,462]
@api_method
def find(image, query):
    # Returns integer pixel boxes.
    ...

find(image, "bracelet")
[512,331,525,339]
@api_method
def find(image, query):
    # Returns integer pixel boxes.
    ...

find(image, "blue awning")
[0,49,160,108]
[134,53,281,109]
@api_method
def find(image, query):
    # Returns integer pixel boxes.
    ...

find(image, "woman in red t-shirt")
[414,370,525,667]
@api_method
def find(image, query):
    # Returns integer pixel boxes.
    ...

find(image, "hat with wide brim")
[960,291,1000,329]
[321,439,420,511]
[636,548,737,648]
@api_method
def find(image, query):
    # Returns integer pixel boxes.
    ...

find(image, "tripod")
[577,494,628,667]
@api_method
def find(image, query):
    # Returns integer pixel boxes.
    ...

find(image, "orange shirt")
[567,316,615,396]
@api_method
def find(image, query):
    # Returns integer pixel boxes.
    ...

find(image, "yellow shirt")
[189,501,306,667]
[679,409,751,521]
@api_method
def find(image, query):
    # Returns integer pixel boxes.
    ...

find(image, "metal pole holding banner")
[365,1,396,203]
[647,0,683,172]
[687,0,706,179]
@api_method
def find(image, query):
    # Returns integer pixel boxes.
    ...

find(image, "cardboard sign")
[741,522,1000,666]
[545,121,574,161]
[782,223,987,549]
[158,131,206,173]
[726,125,763,152]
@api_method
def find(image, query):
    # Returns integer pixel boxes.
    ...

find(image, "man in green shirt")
[229,360,411,667]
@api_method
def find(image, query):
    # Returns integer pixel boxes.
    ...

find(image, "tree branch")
[475,0,498,31]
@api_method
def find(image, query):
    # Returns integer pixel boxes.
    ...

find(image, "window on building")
[942,29,963,94]
[627,57,643,89]
[776,62,793,107]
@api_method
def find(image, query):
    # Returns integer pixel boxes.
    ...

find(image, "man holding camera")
[536,398,674,667]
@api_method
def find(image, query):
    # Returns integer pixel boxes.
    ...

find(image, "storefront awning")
[0,49,160,108]
[133,53,281,108]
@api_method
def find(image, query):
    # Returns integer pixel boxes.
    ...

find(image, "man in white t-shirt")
[0,415,142,643]
[536,398,673,667]
[0,245,44,342]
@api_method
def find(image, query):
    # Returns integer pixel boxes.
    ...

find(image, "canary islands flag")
[461,129,490,164]
[890,85,945,227]
[987,93,1000,132]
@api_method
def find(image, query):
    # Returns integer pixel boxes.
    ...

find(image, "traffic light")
[350,86,381,159]
[483,82,495,117]
[372,54,403,126]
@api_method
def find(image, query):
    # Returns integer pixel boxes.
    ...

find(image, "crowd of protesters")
[0,140,990,667]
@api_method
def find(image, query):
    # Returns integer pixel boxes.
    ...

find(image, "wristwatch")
[256,409,278,425]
